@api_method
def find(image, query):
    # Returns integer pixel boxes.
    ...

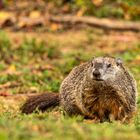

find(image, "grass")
[0,112,140,140]
[0,29,140,140]
[49,0,140,21]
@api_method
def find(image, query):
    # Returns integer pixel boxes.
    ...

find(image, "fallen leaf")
[50,23,61,31]
[0,11,12,20]
[92,0,103,6]
[0,11,14,26]
[0,91,11,97]
[7,65,16,73]
[29,10,41,19]
[45,64,54,70]
[76,8,86,17]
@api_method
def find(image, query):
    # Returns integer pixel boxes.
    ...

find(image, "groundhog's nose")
[93,70,101,78]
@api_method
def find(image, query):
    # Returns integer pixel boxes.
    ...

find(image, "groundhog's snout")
[93,69,101,79]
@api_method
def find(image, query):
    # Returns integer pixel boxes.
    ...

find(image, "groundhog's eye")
[107,63,111,68]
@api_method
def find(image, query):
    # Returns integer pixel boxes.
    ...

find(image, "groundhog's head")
[88,56,123,81]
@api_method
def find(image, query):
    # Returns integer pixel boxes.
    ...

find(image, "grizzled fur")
[60,57,137,122]
[22,56,137,123]
[21,93,59,114]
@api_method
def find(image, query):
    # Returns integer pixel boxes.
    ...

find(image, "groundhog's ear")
[90,60,93,66]
[115,58,123,65]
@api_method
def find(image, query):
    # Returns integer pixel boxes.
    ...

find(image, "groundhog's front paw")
[84,114,101,123]
[109,114,116,122]
[109,111,131,123]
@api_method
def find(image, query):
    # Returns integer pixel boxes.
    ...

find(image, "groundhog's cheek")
[102,74,115,81]
[90,74,98,80]
[89,76,93,80]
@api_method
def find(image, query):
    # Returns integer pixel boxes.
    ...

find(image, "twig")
[48,15,140,32]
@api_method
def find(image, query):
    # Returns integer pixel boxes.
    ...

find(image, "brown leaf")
[76,8,86,17]
[0,11,11,20]
[0,11,15,26]
[0,91,11,97]
[50,23,62,31]
[29,10,41,19]
[7,65,16,74]
[92,0,103,6]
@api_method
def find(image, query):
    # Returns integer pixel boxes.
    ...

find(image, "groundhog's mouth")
[93,78,104,81]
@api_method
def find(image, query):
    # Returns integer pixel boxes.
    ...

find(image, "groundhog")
[21,56,137,123]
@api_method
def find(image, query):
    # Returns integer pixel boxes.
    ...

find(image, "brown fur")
[60,56,137,122]
[21,56,137,123]
[21,93,59,114]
